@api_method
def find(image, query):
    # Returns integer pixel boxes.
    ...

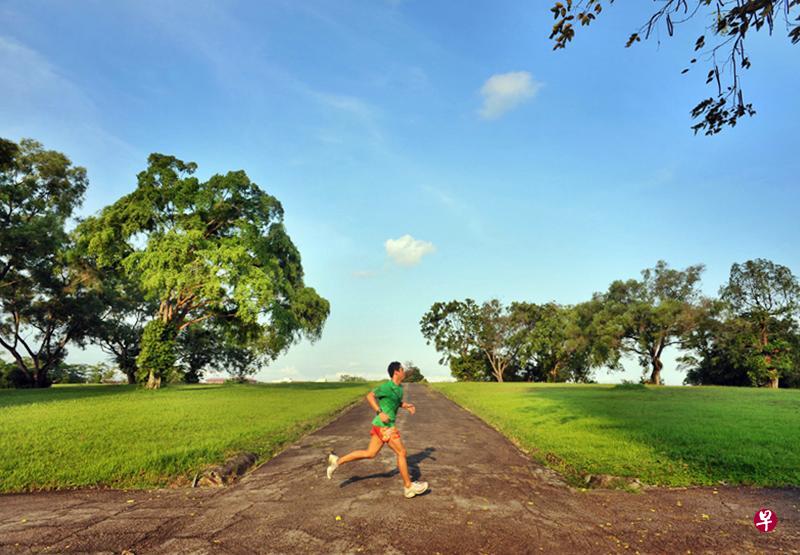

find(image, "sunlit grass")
[432,382,800,487]
[0,382,370,493]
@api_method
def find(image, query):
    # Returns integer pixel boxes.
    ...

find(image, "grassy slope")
[431,382,800,487]
[0,382,370,493]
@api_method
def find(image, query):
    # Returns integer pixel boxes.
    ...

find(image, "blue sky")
[2,1,799,383]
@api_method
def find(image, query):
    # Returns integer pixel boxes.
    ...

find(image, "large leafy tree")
[720,258,800,388]
[402,361,427,383]
[596,261,705,385]
[78,154,330,389]
[448,350,495,382]
[679,299,754,386]
[549,1,800,134]
[420,299,526,382]
[509,302,596,383]
[0,138,99,387]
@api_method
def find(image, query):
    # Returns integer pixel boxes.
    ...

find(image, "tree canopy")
[509,302,596,383]
[719,258,800,387]
[420,299,527,382]
[549,1,800,134]
[421,299,610,383]
[77,153,330,388]
[425,259,800,388]
[590,261,706,385]
[0,138,99,387]
[403,361,427,383]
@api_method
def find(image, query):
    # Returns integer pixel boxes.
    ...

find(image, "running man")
[326,361,429,498]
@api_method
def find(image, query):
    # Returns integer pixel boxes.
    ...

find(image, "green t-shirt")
[371,380,404,427]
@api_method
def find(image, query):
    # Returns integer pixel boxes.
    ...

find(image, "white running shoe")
[326,453,339,479]
[403,481,428,498]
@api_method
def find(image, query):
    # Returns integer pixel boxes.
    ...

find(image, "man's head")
[387,361,405,381]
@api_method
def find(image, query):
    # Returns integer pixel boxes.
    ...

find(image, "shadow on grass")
[0,384,139,410]
[338,447,437,487]
[516,385,800,486]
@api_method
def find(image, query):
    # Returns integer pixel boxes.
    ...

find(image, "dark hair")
[387,361,403,377]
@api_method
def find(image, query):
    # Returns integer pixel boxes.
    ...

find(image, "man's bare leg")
[387,437,412,488]
[337,434,384,465]
[327,435,383,479]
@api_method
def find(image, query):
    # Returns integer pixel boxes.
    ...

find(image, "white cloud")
[478,71,542,120]
[385,234,436,267]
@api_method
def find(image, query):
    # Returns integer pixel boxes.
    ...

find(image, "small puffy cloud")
[479,71,542,120]
[385,234,436,267]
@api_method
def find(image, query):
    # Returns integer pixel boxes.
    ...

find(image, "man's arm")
[401,401,416,415]
[367,391,390,423]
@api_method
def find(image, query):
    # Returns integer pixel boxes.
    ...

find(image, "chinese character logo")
[753,508,778,533]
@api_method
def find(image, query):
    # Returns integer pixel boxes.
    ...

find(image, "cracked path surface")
[1,384,798,554]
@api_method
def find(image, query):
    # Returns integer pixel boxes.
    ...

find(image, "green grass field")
[0,382,370,493]
[432,382,800,487]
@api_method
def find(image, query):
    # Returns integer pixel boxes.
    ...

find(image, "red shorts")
[370,425,400,443]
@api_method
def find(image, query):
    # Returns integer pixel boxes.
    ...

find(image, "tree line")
[420,259,800,388]
[0,138,329,389]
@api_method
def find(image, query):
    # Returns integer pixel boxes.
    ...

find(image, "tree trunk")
[33,364,52,388]
[486,352,505,382]
[118,358,138,384]
[145,371,161,389]
[549,361,562,383]
[760,323,778,389]
[120,361,137,384]
[649,357,663,385]
[768,371,779,389]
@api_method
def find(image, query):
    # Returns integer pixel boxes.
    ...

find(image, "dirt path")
[1,384,798,554]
